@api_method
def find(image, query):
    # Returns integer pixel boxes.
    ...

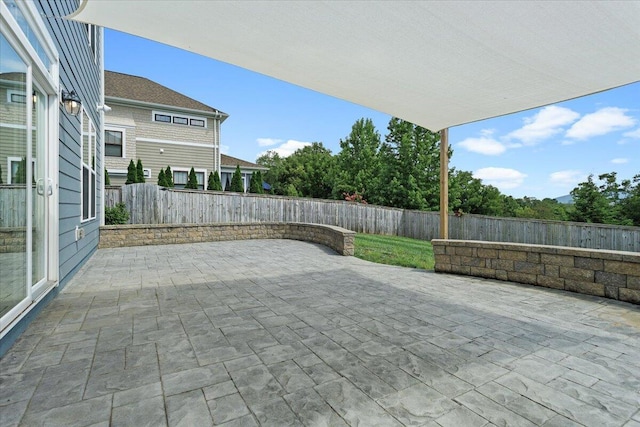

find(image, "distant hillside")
[555,194,574,204]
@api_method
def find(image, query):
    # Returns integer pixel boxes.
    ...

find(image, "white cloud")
[480,128,496,137]
[611,158,629,164]
[458,137,506,155]
[473,167,527,189]
[566,107,636,140]
[257,139,311,158]
[256,138,283,147]
[623,128,640,139]
[549,170,586,186]
[220,144,229,154]
[506,106,580,144]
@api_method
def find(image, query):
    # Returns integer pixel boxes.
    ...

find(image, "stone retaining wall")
[432,239,640,305]
[99,223,355,255]
[0,228,28,253]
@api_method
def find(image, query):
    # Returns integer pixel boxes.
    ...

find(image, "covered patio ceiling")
[70,1,640,132]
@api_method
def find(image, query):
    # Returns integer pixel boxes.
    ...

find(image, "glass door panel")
[0,33,28,318]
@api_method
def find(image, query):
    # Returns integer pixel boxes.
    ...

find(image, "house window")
[7,157,35,184]
[152,110,208,128]
[105,129,124,157]
[173,170,187,186]
[154,113,171,123]
[7,90,26,103]
[86,24,97,63]
[82,109,97,221]
[173,168,206,190]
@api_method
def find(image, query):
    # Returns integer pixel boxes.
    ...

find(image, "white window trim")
[106,168,150,178]
[6,156,35,185]
[136,137,214,149]
[6,89,26,103]
[151,110,208,129]
[81,108,97,222]
[104,125,126,158]
[87,23,98,64]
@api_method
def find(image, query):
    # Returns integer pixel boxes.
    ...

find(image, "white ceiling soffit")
[70,1,640,131]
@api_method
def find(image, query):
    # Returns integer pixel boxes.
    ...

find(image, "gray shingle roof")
[105,70,226,116]
[221,154,265,169]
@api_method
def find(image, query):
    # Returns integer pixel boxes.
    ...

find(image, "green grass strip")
[354,233,434,270]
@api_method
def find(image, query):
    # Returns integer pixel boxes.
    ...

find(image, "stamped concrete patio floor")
[2,240,640,426]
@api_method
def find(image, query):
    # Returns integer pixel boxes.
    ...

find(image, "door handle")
[47,178,53,196]
[36,178,45,196]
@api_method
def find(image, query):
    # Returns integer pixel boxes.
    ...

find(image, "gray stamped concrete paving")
[1,240,640,427]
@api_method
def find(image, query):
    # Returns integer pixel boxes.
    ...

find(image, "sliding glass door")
[1,0,56,334]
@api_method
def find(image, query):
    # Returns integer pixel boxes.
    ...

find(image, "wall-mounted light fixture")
[61,90,81,116]
[96,103,112,112]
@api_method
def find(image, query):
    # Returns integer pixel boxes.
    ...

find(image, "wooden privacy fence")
[105,184,640,252]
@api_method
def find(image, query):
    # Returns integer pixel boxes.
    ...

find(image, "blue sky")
[105,30,639,200]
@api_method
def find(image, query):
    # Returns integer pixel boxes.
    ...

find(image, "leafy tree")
[125,160,136,184]
[164,166,174,187]
[207,170,222,191]
[373,118,446,210]
[570,175,612,223]
[286,143,335,198]
[249,171,264,194]
[257,151,284,193]
[448,169,485,214]
[157,169,167,187]
[619,174,640,226]
[230,165,244,192]
[104,168,111,186]
[513,197,570,221]
[185,167,199,189]
[333,118,381,200]
[135,159,145,183]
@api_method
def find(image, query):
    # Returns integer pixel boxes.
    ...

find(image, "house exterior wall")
[105,102,219,186]
[0,0,103,355]
[44,0,103,284]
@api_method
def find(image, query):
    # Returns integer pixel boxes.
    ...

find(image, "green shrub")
[165,166,174,187]
[185,167,199,189]
[125,160,136,184]
[230,165,244,192]
[136,159,145,183]
[158,169,167,186]
[104,168,111,185]
[207,171,222,191]
[249,171,264,194]
[105,203,130,225]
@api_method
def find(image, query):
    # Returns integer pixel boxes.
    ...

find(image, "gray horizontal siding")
[38,0,103,285]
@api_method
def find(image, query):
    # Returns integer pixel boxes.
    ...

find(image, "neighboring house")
[220,153,267,192]
[104,71,266,191]
[1,0,103,353]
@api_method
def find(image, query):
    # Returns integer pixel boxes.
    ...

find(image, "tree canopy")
[253,116,636,226]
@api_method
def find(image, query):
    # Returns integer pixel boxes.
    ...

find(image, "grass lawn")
[354,233,434,270]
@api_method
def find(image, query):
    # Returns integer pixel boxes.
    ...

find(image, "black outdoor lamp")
[61,90,81,116]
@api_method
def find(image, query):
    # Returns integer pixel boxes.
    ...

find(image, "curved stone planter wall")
[432,239,640,304]
[99,222,355,256]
